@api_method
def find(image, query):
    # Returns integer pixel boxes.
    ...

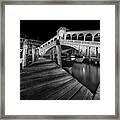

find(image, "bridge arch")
[39,41,79,56]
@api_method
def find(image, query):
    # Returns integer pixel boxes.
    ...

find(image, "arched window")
[66,34,71,40]
[78,33,84,41]
[72,34,77,40]
[85,33,92,41]
[94,33,100,42]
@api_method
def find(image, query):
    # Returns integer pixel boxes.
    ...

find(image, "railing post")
[56,39,62,67]
[22,39,28,68]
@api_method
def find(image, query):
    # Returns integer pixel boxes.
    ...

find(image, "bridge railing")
[60,40,100,47]
[39,37,100,56]
[39,35,58,55]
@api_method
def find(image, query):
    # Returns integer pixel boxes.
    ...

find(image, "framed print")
[0,0,119,119]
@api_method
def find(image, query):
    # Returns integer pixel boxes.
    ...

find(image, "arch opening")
[66,34,71,40]
[72,34,77,40]
[85,33,92,41]
[94,33,100,42]
[78,33,84,41]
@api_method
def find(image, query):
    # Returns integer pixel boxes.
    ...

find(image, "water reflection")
[72,63,100,93]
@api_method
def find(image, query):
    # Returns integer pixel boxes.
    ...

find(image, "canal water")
[62,61,100,93]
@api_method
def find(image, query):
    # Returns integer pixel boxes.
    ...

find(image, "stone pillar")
[22,39,28,68]
[56,39,62,67]
[32,45,36,63]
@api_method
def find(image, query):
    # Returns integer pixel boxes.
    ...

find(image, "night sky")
[20,20,100,42]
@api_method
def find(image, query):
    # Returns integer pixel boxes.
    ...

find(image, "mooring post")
[89,47,91,63]
[79,45,81,56]
[89,47,91,58]
[22,39,28,68]
[86,48,88,57]
[96,47,98,58]
[32,45,36,63]
[50,50,52,60]
[56,39,62,67]
[36,48,39,61]
[52,47,55,61]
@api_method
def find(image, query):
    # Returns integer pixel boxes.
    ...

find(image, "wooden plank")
[71,85,92,100]
[42,79,76,100]
[21,67,67,81]
[59,83,82,100]
[21,66,59,78]
[20,77,74,100]
[29,79,75,100]
[21,73,69,90]
[21,75,73,92]
[45,80,79,100]
[93,84,100,100]
[20,63,58,76]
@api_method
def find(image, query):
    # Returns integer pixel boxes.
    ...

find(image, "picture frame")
[0,0,119,119]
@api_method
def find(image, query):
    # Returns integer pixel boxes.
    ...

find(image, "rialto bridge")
[39,27,100,57]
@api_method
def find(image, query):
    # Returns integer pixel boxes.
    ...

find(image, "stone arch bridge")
[39,27,100,57]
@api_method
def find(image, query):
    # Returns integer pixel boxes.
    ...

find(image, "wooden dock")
[20,58,94,100]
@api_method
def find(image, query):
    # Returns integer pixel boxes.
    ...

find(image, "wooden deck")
[20,58,94,100]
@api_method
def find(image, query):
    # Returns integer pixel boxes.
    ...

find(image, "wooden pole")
[52,47,55,61]
[96,47,98,58]
[22,39,28,68]
[36,48,39,61]
[50,50,52,60]
[89,47,91,58]
[32,45,35,63]
[56,39,62,67]
[86,48,88,57]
